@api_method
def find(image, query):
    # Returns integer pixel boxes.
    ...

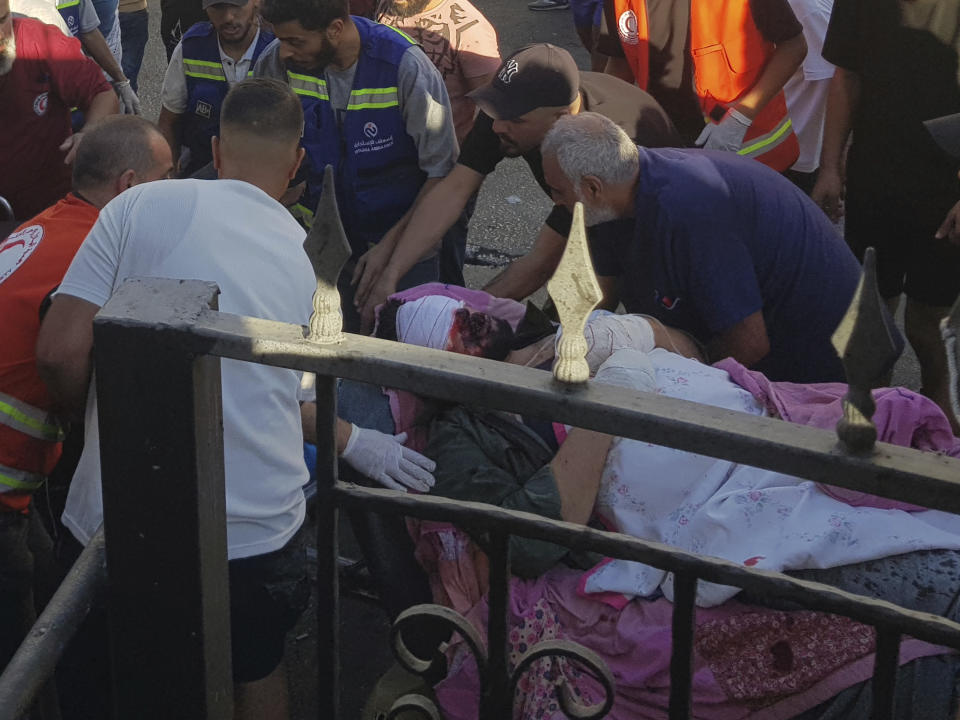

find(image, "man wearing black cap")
[157,0,274,176]
[352,42,681,330]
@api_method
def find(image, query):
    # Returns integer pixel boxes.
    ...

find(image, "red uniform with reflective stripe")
[0,194,98,512]
[612,0,799,171]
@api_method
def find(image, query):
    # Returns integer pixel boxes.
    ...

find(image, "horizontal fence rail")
[0,528,106,720]
[105,279,960,514]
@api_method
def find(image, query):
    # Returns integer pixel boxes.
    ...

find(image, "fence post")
[94,279,232,719]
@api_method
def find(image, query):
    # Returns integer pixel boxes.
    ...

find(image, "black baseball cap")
[467,43,580,121]
[925,112,960,160]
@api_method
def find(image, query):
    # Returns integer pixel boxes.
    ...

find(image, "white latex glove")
[113,79,141,115]
[571,311,656,373]
[341,424,436,492]
[695,107,751,152]
[592,348,658,392]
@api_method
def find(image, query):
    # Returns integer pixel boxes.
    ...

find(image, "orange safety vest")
[0,194,97,512]
[613,0,799,172]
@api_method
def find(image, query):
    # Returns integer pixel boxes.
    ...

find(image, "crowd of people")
[2,0,960,718]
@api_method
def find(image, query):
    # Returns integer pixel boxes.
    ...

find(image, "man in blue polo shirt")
[540,112,872,383]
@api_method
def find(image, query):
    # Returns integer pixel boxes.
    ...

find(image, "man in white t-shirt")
[36,78,313,720]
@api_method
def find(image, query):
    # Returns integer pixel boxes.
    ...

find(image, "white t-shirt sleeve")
[160,42,189,114]
[56,198,125,307]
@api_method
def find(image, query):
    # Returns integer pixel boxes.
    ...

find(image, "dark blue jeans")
[118,9,149,92]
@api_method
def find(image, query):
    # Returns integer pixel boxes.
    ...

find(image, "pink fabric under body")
[433,568,946,720]
[716,358,960,511]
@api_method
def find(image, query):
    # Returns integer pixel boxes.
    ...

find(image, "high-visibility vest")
[287,16,426,252]
[613,0,799,171]
[0,195,95,512]
[180,22,274,176]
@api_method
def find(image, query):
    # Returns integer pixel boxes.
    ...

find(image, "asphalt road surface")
[128,2,922,716]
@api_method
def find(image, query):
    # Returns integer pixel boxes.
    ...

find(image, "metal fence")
[3,200,960,718]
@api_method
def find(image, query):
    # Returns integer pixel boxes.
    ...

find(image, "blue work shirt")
[590,148,864,383]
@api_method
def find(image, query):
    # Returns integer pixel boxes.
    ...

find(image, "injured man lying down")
[366,283,960,720]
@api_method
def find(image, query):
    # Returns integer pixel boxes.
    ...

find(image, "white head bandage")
[395,296,464,349]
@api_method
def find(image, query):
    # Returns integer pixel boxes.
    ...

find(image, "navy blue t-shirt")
[590,148,863,383]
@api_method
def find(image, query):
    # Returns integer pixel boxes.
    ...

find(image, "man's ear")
[326,17,344,41]
[289,146,306,180]
[116,168,137,192]
[581,174,604,202]
[211,136,222,172]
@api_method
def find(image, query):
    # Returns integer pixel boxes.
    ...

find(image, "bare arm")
[352,175,444,300]
[79,28,126,83]
[706,310,770,368]
[300,403,353,454]
[551,428,614,524]
[354,165,485,328]
[157,107,183,174]
[60,89,119,163]
[36,295,100,420]
[483,224,567,300]
[733,32,806,119]
[811,67,861,221]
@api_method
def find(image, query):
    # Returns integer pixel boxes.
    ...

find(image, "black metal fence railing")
[3,275,960,719]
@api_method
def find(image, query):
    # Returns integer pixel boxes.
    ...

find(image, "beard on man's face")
[0,34,16,76]
[575,188,619,227]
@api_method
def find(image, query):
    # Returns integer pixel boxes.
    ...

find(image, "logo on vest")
[195,100,212,119]
[363,122,378,139]
[498,59,519,84]
[0,225,44,287]
[66,15,77,30]
[33,92,49,117]
[617,9,639,45]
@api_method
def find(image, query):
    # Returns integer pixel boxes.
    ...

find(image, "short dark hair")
[72,116,161,191]
[220,78,304,145]
[374,298,403,341]
[262,0,348,31]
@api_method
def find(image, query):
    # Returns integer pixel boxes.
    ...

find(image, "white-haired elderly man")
[539,111,877,384]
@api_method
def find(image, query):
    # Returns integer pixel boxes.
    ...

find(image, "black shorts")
[228,530,310,683]
[845,187,960,307]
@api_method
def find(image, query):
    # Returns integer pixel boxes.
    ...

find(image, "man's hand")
[352,240,394,307]
[340,424,436,492]
[936,199,960,245]
[59,133,84,164]
[113,79,141,115]
[811,166,845,222]
[357,273,398,334]
[696,107,751,153]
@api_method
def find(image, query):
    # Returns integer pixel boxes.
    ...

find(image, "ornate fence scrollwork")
[387,603,616,720]
[831,247,902,454]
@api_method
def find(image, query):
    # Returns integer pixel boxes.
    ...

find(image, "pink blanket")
[716,359,960,511]
[434,568,946,720]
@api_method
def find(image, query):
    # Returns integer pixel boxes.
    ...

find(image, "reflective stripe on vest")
[287,72,329,100]
[183,58,227,82]
[0,391,63,442]
[0,463,45,493]
[737,114,793,160]
[347,87,399,110]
